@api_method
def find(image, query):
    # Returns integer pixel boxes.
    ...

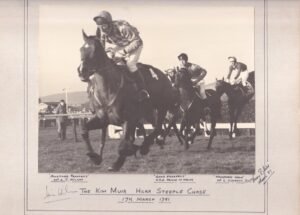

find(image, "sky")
[38,1,254,97]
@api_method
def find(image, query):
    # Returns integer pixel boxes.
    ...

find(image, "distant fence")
[39,113,255,140]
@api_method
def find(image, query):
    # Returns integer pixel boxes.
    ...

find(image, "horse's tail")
[248,71,255,89]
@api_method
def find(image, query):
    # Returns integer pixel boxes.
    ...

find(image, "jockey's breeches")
[230,69,249,86]
[108,45,143,72]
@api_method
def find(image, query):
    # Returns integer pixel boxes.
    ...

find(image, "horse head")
[165,68,176,84]
[215,77,231,95]
[78,30,108,82]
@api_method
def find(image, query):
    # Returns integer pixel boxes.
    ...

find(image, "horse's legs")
[160,111,183,146]
[207,115,217,149]
[183,119,193,150]
[98,127,107,162]
[136,121,146,139]
[228,105,235,139]
[140,109,167,155]
[195,122,202,135]
[233,106,244,137]
[172,122,184,145]
[201,118,210,136]
[109,121,139,171]
[81,116,108,165]
[179,113,193,149]
[189,122,199,145]
[118,121,139,156]
[179,117,186,137]
[155,122,169,149]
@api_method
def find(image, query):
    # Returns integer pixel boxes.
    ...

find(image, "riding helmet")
[178,53,188,61]
[228,56,237,62]
[93,11,113,24]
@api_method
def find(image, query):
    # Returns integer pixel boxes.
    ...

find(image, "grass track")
[39,127,255,174]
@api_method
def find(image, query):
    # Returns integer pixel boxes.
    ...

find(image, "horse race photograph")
[38,2,256,174]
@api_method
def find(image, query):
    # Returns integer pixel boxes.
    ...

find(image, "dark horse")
[165,68,211,137]
[78,30,177,171]
[215,71,255,139]
[174,68,222,149]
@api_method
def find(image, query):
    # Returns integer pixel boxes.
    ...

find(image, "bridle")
[81,37,125,110]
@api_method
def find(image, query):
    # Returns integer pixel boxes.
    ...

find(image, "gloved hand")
[106,51,115,59]
[105,47,115,59]
[114,50,126,59]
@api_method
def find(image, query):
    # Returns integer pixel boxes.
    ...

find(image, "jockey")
[226,56,250,88]
[93,10,149,101]
[178,53,208,104]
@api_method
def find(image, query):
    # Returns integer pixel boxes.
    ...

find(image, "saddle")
[233,82,254,97]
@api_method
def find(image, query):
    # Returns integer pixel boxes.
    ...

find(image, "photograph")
[38,1,255,174]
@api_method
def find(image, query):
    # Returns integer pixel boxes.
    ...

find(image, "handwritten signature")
[245,163,274,184]
[216,163,274,185]
[44,184,78,203]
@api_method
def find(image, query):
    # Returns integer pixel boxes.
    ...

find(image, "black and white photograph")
[38,1,255,174]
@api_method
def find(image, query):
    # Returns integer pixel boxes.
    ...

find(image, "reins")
[90,65,125,110]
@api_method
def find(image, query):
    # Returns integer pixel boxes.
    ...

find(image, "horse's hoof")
[140,145,150,155]
[155,138,165,147]
[205,130,211,136]
[87,152,102,165]
[109,156,126,172]
[232,133,236,138]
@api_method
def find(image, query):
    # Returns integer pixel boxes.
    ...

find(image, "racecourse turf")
[38,127,255,174]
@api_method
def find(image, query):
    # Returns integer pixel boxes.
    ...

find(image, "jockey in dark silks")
[93,10,149,101]
[177,53,208,106]
[226,56,254,95]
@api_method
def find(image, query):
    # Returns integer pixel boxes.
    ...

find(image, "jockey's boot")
[132,70,150,102]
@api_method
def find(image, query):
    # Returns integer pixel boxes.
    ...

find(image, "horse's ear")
[82,29,88,42]
[96,28,101,39]
[222,76,224,81]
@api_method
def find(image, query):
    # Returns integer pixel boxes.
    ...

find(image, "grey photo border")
[23,0,268,213]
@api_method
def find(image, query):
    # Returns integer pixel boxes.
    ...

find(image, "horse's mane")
[86,35,122,92]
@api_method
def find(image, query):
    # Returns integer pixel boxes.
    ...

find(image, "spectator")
[54,100,68,141]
